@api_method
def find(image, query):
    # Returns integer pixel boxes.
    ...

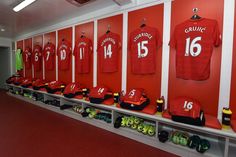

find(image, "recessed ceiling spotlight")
[13,0,37,12]
[0,28,5,32]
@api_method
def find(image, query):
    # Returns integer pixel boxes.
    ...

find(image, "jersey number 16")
[185,37,202,57]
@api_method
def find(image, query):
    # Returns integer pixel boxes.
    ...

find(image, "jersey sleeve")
[51,44,55,55]
[89,39,93,53]
[156,29,162,48]
[128,33,133,51]
[66,41,72,55]
[169,28,177,48]
[213,21,221,47]
[42,47,45,57]
[116,34,121,50]
[57,44,60,56]
[73,44,77,57]
[97,37,101,53]
[69,45,72,55]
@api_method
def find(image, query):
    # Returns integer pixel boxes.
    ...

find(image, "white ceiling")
[0,0,121,39]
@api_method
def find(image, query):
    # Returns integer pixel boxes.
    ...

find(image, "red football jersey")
[97,32,121,72]
[129,26,162,74]
[169,18,221,80]
[32,45,42,72]
[22,47,32,69]
[43,42,55,71]
[57,39,72,70]
[74,37,93,74]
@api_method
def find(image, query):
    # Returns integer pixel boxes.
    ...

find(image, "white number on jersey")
[60,49,66,60]
[35,53,39,62]
[104,44,112,59]
[79,48,84,60]
[137,41,148,58]
[98,88,105,94]
[46,51,50,61]
[128,89,136,97]
[70,84,75,90]
[26,54,28,62]
[183,101,193,110]
[185,37,202,57]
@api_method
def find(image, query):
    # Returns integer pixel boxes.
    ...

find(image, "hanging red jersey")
[97,32,121,73]
[32,45,42,72]
[43,42,55,71]
[169,18,221,80]
[74,37,93,74]
[57,39,72,70]
[23,47,32,69]
[129,26,162,74]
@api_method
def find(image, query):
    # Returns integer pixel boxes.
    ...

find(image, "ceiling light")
[13,0,37,12]
[0,28,5,32]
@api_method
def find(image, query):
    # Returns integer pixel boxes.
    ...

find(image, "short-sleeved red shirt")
[23,47,32,69]
[169,18,221,80]
[74,37,93,74]
[57,39,72,70]
[129,26,162,74]
[32,45,42,71]
[97,32,121,73]
[43,42,55,71]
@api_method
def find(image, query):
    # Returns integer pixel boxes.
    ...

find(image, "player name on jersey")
[101,37,116,46]
[169,18,221,80]
[78,42,86,46]
[133,32,153,42]
[184,26,206,33]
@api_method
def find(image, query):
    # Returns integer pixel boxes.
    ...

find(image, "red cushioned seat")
[204,114,222,130]
[39,88,47,92]
[103,98,114,106]
[162,110,171,119]
[141,104,157,115]
[85,97,90,101]
[231,120,236,132]
[55,91,63,95]
[74,95,83,99]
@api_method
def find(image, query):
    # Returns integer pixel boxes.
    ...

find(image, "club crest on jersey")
[101,38,116,46]
[185,26,206,33]
[134,32,153,42]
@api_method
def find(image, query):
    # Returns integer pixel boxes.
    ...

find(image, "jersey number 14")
[104,44,112,59]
